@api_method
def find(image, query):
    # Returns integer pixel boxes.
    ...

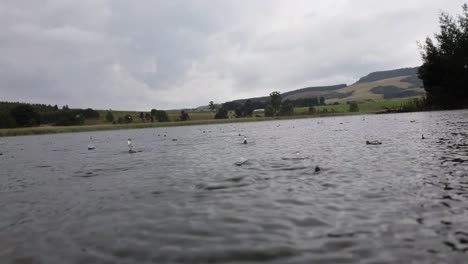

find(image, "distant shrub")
[215,108,228,119]
[0,112,17,128]
[10,105,40,127]
[278,102,294,116]
[55,111,85,126]
[81,108,100,119]
[105,110,114,123]
[264,105,275,117]
[124,114,133,123]
[349,102,359,112]
[399,97,428,112]
[308,107,316,114]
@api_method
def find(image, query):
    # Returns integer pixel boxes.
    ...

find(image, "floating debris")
[243,136,248,144]
[422,134,426,140]
[172,139,178,141]
[315,166,321,173]
[235,157,248,166]
[366,140,382,145]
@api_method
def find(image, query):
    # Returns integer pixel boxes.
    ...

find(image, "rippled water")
[1,111,467,264]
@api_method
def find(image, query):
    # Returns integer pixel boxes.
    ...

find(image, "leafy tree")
[222,101,242,111]
[278,102,294,116]
[55,111,85,126]
[154,110,169,122]
[214,108,228,119]
[180,110,190,121]
[270,91,282,113]
[264,104,275,117]
[418,4,468,109]
[209,101,216,112]
[145,113,152,122]
[319,96,326,105]
[105,110,114,123]
[234,108,243,118]
[349,102,359,112]
[10,105,40,127]
[0,112,17,128]
[124,114,133,123]
[150,109,157,116]
[139,112,145,122]
[81,108,100,119]
[243,99,254,117]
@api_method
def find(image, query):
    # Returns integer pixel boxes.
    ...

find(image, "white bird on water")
[87,137,95,150]
[127,138,134,152]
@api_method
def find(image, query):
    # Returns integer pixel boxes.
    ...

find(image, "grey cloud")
[0,0,465,110]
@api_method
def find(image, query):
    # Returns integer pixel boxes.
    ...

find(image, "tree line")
[0,102,178,128]
[212,94,326,119]
[0,102,100,128]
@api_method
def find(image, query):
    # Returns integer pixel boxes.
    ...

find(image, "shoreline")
[0,112,361,138]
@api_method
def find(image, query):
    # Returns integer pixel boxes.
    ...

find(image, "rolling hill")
[215,67,425,107]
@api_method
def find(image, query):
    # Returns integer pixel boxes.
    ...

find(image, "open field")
[294,97,420,114]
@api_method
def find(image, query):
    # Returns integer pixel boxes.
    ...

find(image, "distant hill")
[281,84,347,101]
[354,67,420,85]
[204,67,424,108]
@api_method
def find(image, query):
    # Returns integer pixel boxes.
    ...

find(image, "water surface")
[1,111,467,263]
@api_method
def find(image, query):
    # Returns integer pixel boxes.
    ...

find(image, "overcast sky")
[0,0,465,110]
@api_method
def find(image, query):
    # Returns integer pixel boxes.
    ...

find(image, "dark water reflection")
[1,110,467,263]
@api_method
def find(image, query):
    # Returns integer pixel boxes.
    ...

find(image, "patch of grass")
[294,97,421,115]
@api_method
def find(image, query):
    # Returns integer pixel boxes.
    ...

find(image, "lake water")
[1,110,467,264]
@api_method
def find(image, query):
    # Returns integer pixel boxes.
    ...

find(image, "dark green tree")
[180,110,190,121]
[105,110,114,123]
[10,105,40,127]
[243,99,254,117]
[319,96,325,105]
[270,91,282,113]
[154,110,169,122]
[264,104,275,117]
[222,101,242,111]
[214,108,228,119]
[349,102,359,112]
[82,108,100,118]
[278,102,294,116]
[139,112,145,122]
[145,113,152,122]
[209,101,216,112]
[0,112,17,128]
[418,4,468,109]
[234,108,243,118]
[124,114,133,123]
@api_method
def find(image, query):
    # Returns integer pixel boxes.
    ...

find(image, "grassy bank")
[0,117,268,137]
[0,113,360,137]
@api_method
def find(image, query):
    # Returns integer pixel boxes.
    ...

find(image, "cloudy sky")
[0,0,465,110]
